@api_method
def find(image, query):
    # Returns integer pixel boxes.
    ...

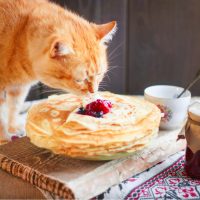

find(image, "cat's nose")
[88,84,95,93]
[88,82,98,93]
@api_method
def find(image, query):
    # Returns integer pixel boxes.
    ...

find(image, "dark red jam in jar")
[185,147,200,178]
[185,102,200,179]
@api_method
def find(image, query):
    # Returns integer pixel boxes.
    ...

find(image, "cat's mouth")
[88,82,95,93]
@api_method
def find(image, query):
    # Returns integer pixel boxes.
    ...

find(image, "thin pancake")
[26,92,161,160]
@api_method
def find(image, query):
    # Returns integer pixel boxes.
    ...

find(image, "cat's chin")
[63,88,89,96]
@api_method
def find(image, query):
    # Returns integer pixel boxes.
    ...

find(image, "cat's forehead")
[70,21,98,45]
[72,30,102,61]
[67,20,107,72]
[73,31,99,49]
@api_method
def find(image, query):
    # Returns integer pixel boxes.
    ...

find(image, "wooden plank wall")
[128,0,200,95]
[28,0,200,100]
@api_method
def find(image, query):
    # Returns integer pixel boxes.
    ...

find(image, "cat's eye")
[76,78,88,83]
[76,79,83,83]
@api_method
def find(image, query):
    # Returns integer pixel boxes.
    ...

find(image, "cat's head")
[31,18,116,95]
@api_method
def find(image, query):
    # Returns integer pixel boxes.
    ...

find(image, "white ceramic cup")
[144,85,191,130]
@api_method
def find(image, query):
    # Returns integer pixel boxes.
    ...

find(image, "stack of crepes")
[26,92,161,160]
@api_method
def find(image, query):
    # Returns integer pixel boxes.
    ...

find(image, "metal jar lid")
[188,102,200,123]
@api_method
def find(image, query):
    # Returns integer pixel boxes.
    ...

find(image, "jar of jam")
[185,102,200,179]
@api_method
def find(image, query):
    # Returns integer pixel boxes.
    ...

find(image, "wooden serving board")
[0,128,186,200]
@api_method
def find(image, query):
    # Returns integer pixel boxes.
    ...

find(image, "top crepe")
[26,92,161,160]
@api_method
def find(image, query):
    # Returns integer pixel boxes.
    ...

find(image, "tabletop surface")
[1,97,200,200]
[98,151,200,200]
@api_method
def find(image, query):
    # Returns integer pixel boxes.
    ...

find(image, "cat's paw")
[0,139,9,145]
[0,125,9,145]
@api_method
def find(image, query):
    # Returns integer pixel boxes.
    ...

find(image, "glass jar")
[185,102,200,179]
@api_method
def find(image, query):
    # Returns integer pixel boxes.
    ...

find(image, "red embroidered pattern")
[126,156,200,200]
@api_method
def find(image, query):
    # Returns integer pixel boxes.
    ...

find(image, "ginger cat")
[0,0,116,143]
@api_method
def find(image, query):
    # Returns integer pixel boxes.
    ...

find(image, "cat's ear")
[50,41,74,58]
[94,21,117,44]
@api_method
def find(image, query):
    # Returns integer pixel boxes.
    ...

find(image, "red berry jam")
[184,102,200,179]
[185,147,200,179]
[86,99,112,114]
[11,135,20,141]
[77,99,112,118]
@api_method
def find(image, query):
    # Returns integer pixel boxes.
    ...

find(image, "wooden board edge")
[67,138,186,199]
[0,154,75,199]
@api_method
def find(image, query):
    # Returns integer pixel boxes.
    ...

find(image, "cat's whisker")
[38,89,63,96]
[99,82,108,86]
[99,86,107,91]
[107,71,119,76]
[108,42,123,59]
[106,66,122,75]
[104,73,111,82]
[54,91,65,96]
[99,82,108,88]
[30,84,57,92]
[108,65,121,70]
[108,52,122,63]
[99,80,108,85]
[99,86,108,90]
[108,42,124,60]
[100,79,107,83]
[99,80,107,84]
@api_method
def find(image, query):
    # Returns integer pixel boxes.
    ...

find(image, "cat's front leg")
[6,85,30,135]
[0,90,8,144]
